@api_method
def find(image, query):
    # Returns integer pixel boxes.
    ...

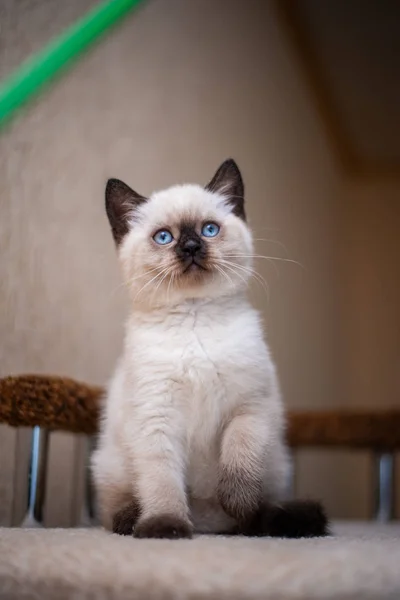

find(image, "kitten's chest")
[182,336,222,496]
[134,305,264,419]
[142,312,255,409]
[168,330,224,499]
[176,325,232,409]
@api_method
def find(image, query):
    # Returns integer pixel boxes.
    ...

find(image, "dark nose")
[181,238,201,257]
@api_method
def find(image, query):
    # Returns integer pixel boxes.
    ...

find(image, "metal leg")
[21,427,50,527]
[374,453,395,522]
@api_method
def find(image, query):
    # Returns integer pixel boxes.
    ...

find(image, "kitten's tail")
[240,499,329,538]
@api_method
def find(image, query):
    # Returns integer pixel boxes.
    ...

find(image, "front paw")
[217,466,262,521]
[134,514,193,539]
[112,499,140,536]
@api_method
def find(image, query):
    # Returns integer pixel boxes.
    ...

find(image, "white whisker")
[154,268,171,294]
[109,264,163,299]
[133,268,169,303]
[214,264,234,289]
[218,259,269,298]
[166,270,176,301]
[127,265,162,284]
[217,260,249,290]
[253,238,289,252]
[224,254,305,269]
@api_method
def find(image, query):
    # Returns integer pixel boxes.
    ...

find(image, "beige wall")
[335,180,400,518]
[340,181,400,411]
[0,0,375,525]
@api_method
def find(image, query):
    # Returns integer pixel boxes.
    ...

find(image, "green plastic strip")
[0,0,144,128]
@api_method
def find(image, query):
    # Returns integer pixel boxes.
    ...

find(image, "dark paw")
[268,500,329,538]
[134,514,193,539]
[241,499,329,538]
[112,500,140,536]
[217,466,262,521]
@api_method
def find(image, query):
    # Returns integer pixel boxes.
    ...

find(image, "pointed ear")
[205,159,245,220]
[105,178,147,245]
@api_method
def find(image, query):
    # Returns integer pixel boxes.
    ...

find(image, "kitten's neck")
[128,291,250,323]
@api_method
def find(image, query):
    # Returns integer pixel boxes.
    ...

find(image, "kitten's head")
[105,159,254,306]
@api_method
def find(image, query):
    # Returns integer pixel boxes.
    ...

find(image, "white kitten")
[92,160,327,539]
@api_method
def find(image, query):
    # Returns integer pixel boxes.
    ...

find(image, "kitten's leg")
[217,412,267,522]
[91,444,138,534]
[132,414,192,539]
[217,415,329,537]
[256,441,328,537]
[238,438,328,537]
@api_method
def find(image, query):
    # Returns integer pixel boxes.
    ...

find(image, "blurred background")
[0,0,399,526]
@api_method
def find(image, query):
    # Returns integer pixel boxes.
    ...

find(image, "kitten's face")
[106,160,254,307]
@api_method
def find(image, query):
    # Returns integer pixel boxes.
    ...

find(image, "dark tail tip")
[241,499,330,538]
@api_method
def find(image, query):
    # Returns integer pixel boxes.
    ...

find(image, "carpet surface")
[1,522,400,599]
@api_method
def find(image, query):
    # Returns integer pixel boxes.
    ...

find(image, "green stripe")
[0,0,144,128]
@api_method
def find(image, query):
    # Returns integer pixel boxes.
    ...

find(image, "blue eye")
[201,222,220,238]
[153,229,173,245]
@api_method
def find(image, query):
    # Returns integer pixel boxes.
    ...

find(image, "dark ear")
[205,159,245,220]
[105,178,147,245]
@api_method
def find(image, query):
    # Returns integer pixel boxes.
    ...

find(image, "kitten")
[91,159,328,539]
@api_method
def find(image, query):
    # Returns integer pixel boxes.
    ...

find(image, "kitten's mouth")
[182,258,207,274]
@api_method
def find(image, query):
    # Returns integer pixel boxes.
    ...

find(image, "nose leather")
[175,225,206,264]
[181,238,201,257]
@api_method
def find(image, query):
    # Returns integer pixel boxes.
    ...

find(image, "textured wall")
[0,0,341,525]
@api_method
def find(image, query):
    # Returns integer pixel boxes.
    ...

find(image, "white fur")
[92,182,290,534]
